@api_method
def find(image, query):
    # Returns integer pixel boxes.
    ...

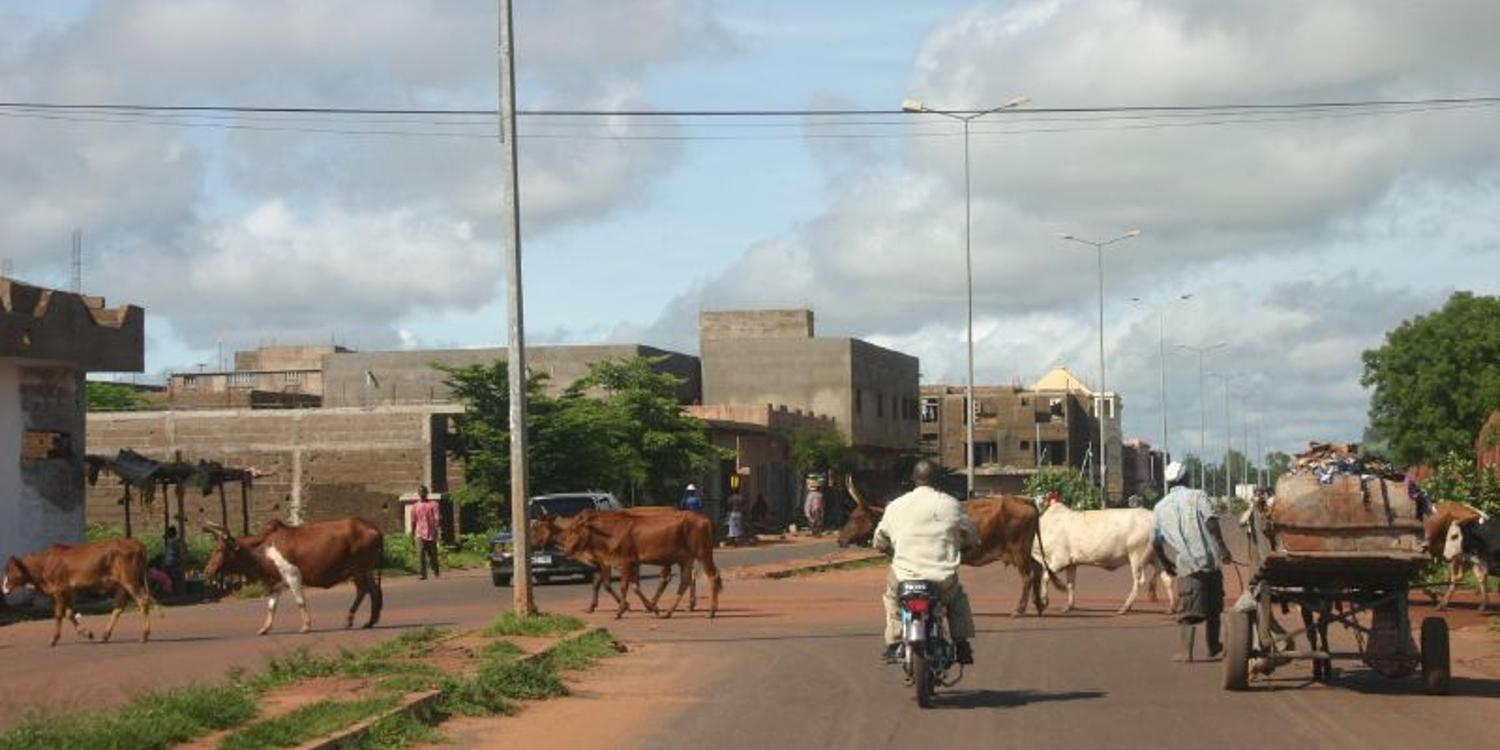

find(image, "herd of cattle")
[1,488,1495,647]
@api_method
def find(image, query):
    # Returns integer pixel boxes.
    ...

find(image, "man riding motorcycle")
[873,459,979,664]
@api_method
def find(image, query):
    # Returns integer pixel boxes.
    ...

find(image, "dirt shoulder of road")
[726,548,884,580]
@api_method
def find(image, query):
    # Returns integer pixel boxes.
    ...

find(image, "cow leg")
[101,589,129,643]
[51,595,79,647]
[1439,559,1461,610]
[683,562,698,612]
[656,560,696,620]
[1118,563,1144,615]
[289,576,311,634]
[631,565,661,615]
[1062,567,1078,613]
[133,584,153,643]
[347,577,368,629]
[366,572,382,628]
[614,565,636,620]
[259,586,282,635]
[645,566,674,613]
[264,546,311,633]
[1162,572,1179,614]
[1477,560,1491,613]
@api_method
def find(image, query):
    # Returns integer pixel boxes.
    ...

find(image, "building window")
[1020,440,1031,451]
[876,392,884,418]
[229,372,255,389]
[975,441,998,465]
[182,375,199,390]
[854,389,863,416]
[284,371,303,385]
[921,398,939,422]
[1048,397,1064,420]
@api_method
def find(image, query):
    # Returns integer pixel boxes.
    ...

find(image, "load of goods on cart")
[1226,441,1450,694]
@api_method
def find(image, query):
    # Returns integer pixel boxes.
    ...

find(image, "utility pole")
[1177,343,1225,491]
[70,228,82,293]
[499,0,534,616]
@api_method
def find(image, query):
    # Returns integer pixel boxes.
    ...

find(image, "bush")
[1420,452,1500,517]
[1023,467,1103,510]
[381,533,493,574]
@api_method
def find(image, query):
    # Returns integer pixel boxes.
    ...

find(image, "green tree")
[785,425,859,477]
[1361,291,1500,467]
[86,381,142,411]
[574,356,725,503]
[1263,451,1293,487]
[1420,451,1500,517]
[1023,467,1102,510]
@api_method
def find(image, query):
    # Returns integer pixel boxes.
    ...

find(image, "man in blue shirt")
[1152,461,1232,662]
[679,483,703,513]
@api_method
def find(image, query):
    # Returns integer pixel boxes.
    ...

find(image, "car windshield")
[530,496,595,518]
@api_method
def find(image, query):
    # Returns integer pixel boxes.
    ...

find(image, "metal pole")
[1096,242,1107,502]
[1157,309,1168,493]
[1197,353,1206,490]
[962,118,975,498]
[1223,378,1232,501]
[499,0,534,615]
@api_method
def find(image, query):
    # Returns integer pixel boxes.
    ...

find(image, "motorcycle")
[894,580,962,707]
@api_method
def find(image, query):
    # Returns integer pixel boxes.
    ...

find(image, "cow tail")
[1032,524,1063,591]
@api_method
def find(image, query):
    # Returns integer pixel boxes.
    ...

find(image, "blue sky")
[4,0,1500,461]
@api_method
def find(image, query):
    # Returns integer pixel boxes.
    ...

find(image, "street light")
[1060,229,1142,501]
[1129,293,1193,493]
[901,94,1029,497]
[1176,342,1227,491]
[1209,372,1247,501]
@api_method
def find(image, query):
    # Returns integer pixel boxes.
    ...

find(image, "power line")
[1,94,1499,118]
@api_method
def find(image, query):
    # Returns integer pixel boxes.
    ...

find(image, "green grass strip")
[218,696,397,750]
[0,684,256,750]
[481,611,584,638]
[536,629,622,672]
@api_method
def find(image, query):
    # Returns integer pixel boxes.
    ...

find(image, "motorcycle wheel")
[910,643,932,708]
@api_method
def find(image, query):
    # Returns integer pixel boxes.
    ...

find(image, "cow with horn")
[202,518,384,635]
[838,475,1058,616]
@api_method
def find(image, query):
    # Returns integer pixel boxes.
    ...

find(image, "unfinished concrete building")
[2,279,143,563]
[699,309,919,456]
[919,367,1125,500]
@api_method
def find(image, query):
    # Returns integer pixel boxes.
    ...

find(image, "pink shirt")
[412,499,441,542]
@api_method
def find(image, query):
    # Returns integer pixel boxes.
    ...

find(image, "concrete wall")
[235,345,346,372]
[1,364,87,562]
[700,309,814,341]
[320,345,701,407]
[702,335,918,453]
[86,406,463,536]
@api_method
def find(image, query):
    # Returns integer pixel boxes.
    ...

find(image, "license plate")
[531,555,552,565]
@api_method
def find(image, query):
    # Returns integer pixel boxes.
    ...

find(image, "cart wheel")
[1223,611,1252,691]
[1420,617,1450,696]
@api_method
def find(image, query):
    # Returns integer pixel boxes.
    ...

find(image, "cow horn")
[845,474,868,509]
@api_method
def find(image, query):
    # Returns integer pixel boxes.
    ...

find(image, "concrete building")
[684,404,836,524]
[2,278,143,563]
[919,367,1125,500]
[699,309,919,455]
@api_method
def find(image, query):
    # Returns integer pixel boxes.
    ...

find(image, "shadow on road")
[937,688,1107,709]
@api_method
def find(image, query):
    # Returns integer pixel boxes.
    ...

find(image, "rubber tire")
[911,644,933,708]
[493,572,512,588]
[1223,611,1252,691]
[1421,617,1450,696]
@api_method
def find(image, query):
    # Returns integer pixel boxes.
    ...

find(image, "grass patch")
[480,639,526,662]
[342,712,442,750]
[0,684,256,750]
[537,629,621,672]
[219,696,397,750]
[784,553,886,577]
[482,611,584,638]
[234,581,270,600]
[472,659,567,701]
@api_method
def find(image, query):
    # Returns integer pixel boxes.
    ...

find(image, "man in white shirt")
[873,460,979,664]
[1152,461,1232,662]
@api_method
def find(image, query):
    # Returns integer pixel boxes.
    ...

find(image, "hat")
[685,483,697,491]
[1164,461,1186,484]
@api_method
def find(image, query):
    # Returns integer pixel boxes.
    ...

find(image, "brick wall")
[86,405,463,536]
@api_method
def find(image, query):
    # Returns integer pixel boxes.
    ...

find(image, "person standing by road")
[1152,461,1232,662]
[803,479,825,535]
[679,483,704,513]
[411,485,442,580]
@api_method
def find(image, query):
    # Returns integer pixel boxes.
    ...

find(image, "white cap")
[1164,461,1186,484]
[686,483,697,491]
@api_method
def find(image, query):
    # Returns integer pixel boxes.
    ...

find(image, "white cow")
[1441,508,1492,613]
[1033,501,1175,615]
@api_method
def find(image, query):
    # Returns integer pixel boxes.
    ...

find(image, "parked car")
[489,492,624,587]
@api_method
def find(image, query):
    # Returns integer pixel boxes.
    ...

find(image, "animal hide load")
[1271,443,1423,554]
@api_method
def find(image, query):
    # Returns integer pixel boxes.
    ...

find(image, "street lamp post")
[1177,342,1226,491]
[902,96,1029,497]
[1060,230,1141,502]
[1130,294,1193,494]
[1210,372,1246,501]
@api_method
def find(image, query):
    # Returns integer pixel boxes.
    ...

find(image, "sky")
[3,1,1499,464]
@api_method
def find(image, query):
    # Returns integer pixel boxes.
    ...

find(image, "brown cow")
[837,478,1057,616]
[3,538,155,646]
[203,518,383,635]
[538,508,721,619]
[1425,501,1489,611]
[531,506,697,615]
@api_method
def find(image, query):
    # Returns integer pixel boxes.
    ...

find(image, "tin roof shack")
[1,278,143,563]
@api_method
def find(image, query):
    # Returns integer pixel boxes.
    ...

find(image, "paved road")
[472,559,1500,750]
[0,538,836,727]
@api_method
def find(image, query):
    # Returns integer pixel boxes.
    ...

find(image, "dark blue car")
[489,492,624,587]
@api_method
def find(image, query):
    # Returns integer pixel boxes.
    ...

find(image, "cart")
[1223,471,1450,694]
